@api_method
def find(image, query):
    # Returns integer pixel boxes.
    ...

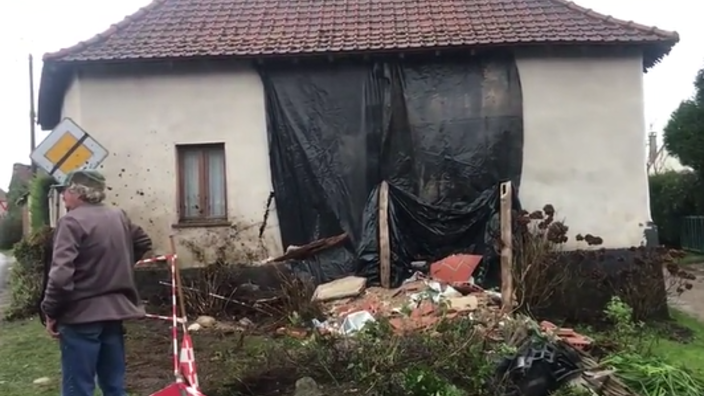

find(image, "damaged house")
[37,0,677,283]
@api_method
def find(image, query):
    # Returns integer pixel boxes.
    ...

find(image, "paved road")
[0,253,10,313]
[0,252,9,285]
[668,264,704,321]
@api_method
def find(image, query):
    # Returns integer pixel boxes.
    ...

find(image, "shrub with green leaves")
[649,171,704,247]
[264,317,499,396]
[3,226,53,321]
[605,354,704,396]
[600,297,704,396]
[28,174,56,231]
[664,67,704,175]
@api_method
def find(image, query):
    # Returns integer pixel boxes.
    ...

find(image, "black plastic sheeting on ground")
[497,338,582,396]
[260,58,524,287]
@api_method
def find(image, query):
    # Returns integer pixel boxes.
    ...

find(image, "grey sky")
[0,0,699,189]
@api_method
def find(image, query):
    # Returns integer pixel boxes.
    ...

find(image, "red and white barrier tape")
[139,253,202,392]
[135,254,178,266]
[144,313,186,324]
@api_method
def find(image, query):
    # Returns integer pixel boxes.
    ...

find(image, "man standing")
[41,170,152,396]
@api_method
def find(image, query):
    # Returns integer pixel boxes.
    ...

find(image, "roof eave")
[643,39,678,71]
[38,39,679,130]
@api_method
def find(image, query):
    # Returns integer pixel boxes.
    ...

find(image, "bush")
[649,171,704,247]
[663,67,704,174]
[599,298,704,396]
[28,174,55,231]
[3,227,53,321]
[225,317,499,396]
[512,204,571,316]
[510,205,687,324]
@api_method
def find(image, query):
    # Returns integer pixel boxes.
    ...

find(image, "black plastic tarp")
[260,57,524,287]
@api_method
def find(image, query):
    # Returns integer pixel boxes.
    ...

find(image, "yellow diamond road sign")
[31,118,109,185]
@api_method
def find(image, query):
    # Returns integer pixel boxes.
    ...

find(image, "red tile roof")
[37,0,679,131]
[43,0,678,64]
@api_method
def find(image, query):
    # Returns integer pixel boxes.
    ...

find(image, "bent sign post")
[30,118,109,186]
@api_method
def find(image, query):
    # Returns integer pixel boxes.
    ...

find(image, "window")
[177,144,227,222]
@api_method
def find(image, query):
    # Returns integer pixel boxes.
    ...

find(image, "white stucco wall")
[56,52,650,263]
[59,65,283,264]
[516,53,649,248]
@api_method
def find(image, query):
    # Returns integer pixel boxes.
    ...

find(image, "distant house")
[37,0,679,263]
[0,188,6,217]
[0,163,33,233]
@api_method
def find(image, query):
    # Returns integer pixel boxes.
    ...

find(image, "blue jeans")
[59,321,127,396]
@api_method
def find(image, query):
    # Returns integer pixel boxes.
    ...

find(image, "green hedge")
[29,175,56,231]
[3,226,53,321]
[649,171,704,247]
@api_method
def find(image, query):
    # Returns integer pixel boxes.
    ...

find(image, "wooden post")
[28,54,37,175]
[378,181,391,288]
[169,235,189,322]
[500,181,514,313]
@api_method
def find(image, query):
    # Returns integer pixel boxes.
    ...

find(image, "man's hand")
[45,317,59,339]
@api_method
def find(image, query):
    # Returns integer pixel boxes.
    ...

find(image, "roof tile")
[43,0,678,63]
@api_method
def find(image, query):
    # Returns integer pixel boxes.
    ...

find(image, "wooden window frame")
[176,143,228,226]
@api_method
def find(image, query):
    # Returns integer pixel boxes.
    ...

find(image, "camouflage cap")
[59,169,106,190]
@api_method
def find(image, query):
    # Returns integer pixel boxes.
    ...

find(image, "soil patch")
[668,264,704,322]
[124,319,274,395]
[123,319,356,396]
[653,319,695,343]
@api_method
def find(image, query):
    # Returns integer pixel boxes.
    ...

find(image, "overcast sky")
[0,0,700,190]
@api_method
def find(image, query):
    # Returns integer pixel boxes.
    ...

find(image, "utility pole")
[28,53,37,174]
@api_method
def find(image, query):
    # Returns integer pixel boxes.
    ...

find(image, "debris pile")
[272,252,633,396]
[166,238,639,396]
[310,272,497,336]
[304,252,498,336]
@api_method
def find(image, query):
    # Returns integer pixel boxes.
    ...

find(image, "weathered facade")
[38,0,678,264]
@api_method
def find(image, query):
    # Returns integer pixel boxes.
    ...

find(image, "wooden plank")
[500,181,514,313]
[378,181,391,288]
[260,233,348,264]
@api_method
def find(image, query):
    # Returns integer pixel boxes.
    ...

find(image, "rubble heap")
[284,254,637,396]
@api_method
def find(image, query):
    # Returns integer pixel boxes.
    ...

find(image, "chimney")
[648,132,658,166]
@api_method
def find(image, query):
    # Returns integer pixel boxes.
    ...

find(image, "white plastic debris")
[341,310,376,335]
[313,310,376,336]
[408,280,462,304]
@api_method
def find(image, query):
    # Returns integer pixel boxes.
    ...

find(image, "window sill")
[172,220,231,229]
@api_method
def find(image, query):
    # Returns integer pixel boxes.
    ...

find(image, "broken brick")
[410,301,436,318]
[430,254,482,284]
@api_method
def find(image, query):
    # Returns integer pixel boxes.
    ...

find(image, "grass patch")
[0,319,60,396]
[651,309,704,374]
[679,252,704,266]
[592,299,704,396]
[0,318,275,396]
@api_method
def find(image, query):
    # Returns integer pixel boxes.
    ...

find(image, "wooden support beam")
[378,181,391,288]
[500,181,514,313]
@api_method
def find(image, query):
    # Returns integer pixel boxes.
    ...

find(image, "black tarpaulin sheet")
[260,58,523,286]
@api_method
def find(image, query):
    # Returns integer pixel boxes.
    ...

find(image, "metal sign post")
[30,118,109,186]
